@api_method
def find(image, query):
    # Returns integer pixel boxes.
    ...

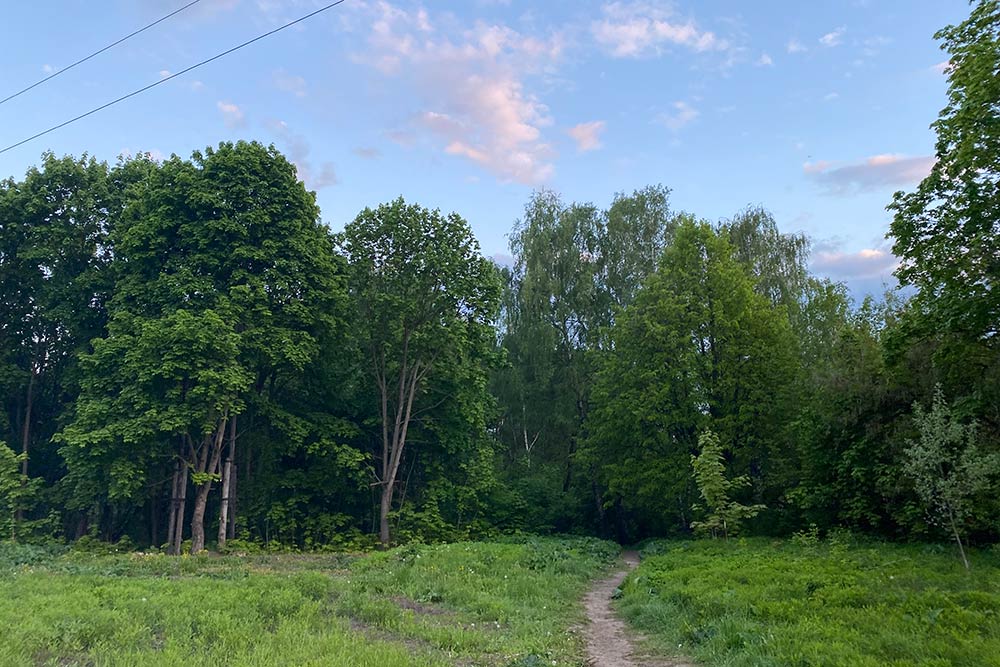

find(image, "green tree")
[0,154,118,526]
[904,386,998,569]
[722,205,810,312]
[690,430,765,539]
[339,198,501,546]
[584,220,796,538]
[494,187,675,536]
[888,0,1000,341]
[62,142,343,553]
[0,444,28,541]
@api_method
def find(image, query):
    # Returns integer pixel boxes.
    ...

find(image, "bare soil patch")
[583,550,694,667]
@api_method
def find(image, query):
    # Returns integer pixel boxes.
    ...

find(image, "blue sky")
[1,0,967,296]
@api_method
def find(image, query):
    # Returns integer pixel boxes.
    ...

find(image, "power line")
[1,0,205,107]
[1,0,349,156]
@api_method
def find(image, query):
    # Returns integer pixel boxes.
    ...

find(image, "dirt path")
[583,550,694,667]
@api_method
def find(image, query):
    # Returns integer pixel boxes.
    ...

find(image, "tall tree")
[61,142,343,553]
[721,205,810,312]
[888,0,1000,341]
[583,220,796,538]
[339,198,501,546]
[0,154,118,528]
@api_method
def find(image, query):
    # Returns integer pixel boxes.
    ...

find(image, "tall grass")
[619,537,1000,667]
[0,536,617,667]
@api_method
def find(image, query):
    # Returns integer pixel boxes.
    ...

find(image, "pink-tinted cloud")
[351,3,561,184]
[216,101,245,128]
[591,1,727,58]
[567,121,606,152]
[812,246,898,280]
[804,154,934,194]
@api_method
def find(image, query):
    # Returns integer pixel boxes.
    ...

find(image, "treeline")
[2,1,998,555]
[1,147,996,553]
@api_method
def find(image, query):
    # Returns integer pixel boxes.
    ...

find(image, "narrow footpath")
[582,550,694,667]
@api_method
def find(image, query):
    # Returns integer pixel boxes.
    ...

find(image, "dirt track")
[582,550,694,667]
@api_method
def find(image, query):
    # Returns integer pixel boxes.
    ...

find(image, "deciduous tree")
[339,198,500,546]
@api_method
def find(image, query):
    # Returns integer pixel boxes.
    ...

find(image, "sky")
[0,0,968,297]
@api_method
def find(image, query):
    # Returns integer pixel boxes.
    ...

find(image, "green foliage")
[621,538,1000,667]
[339,197,502,545]
[904,386,1000,568]
[888,0,1000,342]
[584,219,796,537]
[3,2,1000,554]
[690,430,765,539]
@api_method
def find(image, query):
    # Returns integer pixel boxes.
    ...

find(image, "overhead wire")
[1,0,349,156]
[1,0,205,107]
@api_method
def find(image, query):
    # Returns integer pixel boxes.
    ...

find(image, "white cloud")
[159,69,172,79]
[804,153,935,194]
[819,26,846,47]
[216,101,245,128]
[931,60,951,74]
[351,2,562,184]
[756,53,773,66]
[267,119,338,190]
[41,63,54,73]
[824,92,839,101]
[659,101,698,131]
[567,121,606,152]
[491,251,514,267]
[591,1,727,58]
[812,245,898,280]
[118,148,166,163]
[786,39,806,54]
[272,68,307,97]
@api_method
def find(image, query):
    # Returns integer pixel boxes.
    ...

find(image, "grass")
[619,536,1000,667]
[0,536,617,667]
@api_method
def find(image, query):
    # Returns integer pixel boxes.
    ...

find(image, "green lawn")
[0,537,617,667]
[619,537,1000,667]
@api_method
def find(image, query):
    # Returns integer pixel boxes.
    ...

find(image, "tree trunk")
[190,482,211,555]
[166,459,180,553]
[150,489,159,548]
[379,483,392,547]
[170,461,188,555]
[227,451,237,541]
[947,506,970,571]
[15,368,37,525]
[190,419,227,554]
[217,416,236,549]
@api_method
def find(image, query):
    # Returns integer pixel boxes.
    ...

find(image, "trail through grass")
[618,537,1000,667]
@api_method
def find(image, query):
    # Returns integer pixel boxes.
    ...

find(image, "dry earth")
[583,550,695,667]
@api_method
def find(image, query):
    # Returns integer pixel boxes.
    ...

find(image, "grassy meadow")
[0,537,617,667]
[619,536,1000,667]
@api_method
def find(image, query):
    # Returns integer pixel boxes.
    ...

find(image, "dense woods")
[1,2,998,556]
